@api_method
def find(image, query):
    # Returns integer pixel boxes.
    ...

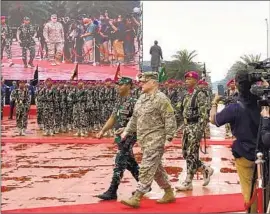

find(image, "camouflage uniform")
[198,80,212,138]
[17,18,36,67]
[97,77,139,200]
[42,81,55,136]
[121,72,177,208]
[54,86,62,133]
[86,83,95,131]
[43,15,64,65]
[67,83,74,130]
[10,84,31,135]
[35,83,45,129]
[70,82,87,136]
[60,83,69,132]
[224,87,238,138]
[1,83,7,120]
[176,72,213,191]
[1,21,13,66]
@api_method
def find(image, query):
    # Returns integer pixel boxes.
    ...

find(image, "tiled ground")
[1,142,239,211]
[1,104,239,211]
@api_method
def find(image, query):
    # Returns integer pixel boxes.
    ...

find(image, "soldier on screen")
[16,17,36,68]
[96,77,140,201]
[43,14,65,66]
[10,80,31,136]
[1,16,14,67]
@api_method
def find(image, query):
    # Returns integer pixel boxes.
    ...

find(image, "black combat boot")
[96,183,118,200]
[23,59,28,68]
[28,59,35,68]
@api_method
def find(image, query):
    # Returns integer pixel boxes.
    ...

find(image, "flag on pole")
[114,63,121,81]
[31,64,39,86]
[158,65,167,82]
[70,63,79,80]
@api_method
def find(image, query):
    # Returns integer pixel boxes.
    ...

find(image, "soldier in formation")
[96,77,140,201]
[35,78,121,136]
[175,71,214,191]
[1,77,8,120]
[10,80,31,135]
[16,17,36,68]
[33,75,214,139]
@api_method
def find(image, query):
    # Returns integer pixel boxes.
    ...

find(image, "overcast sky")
[143,1,270,82]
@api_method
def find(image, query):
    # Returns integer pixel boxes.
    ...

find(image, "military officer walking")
[175,71,214,191]
[96,77,140,200]
[121,72,177,208]
[17,17,36,68]
[43,14,64,66]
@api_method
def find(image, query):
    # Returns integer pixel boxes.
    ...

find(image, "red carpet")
[1,137,232,146]
[2,58,138,81]
[2,193,245,213]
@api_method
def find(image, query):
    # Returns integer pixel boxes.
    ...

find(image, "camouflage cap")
[138,72,158,82]
[116,77,133,85]
[23,16,30,21]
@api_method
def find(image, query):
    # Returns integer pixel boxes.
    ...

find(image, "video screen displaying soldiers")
[1,1,142,67]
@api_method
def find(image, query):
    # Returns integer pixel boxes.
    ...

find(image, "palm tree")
[221,54,262,86]
[166,49,202,79]
[2,1,51,25]
[1,1,140,26]
[227,54,261,79]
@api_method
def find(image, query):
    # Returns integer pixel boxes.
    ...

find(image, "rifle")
[200,131,207,154]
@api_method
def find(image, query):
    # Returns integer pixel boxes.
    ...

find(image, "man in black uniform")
[16,17,36,68]
[96,77,139,200]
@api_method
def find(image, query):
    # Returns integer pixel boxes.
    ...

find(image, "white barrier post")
[93,38,96,66]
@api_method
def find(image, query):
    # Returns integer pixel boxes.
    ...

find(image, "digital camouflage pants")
[16,106,29,129]
[136,135,171,194]
[73,103,87,130]
[22,45,35,64]
[182,123,208,182]
[111,135,139,187]
[43,103,55,130]
[37,105,43,125]
[47,42,64,62]
[1,40,12,61]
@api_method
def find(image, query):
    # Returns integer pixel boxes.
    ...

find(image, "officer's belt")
[184,118,199,124]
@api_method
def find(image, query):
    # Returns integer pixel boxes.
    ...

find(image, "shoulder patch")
[165,101,174,113]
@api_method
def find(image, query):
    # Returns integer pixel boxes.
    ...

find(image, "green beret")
[116,77,133,85]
